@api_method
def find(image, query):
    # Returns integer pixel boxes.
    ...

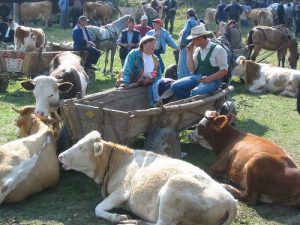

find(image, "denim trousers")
[177,47,192,79]
[154,50,165,74]
[85,46,101,67]
[170,74,221,99]
[60,9,68,28]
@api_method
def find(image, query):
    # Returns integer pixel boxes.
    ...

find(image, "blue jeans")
[85,46,101,67]
[177,47,192,79]
[154,50,165,74]
[60,9,68,29]
[170,74,221,99]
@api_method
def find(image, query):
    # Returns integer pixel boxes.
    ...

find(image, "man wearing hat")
[72,15,100,69]
[135,15,151,37]
[117,35,163,106]
[117,16,141,66]
[171,24,228,99]
[146,18,178,73]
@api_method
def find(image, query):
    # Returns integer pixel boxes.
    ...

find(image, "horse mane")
[103,141,134,154]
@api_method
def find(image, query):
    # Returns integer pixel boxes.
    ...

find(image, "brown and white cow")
[14,26,46,52]
[21,52,88,117]
[0,106,59,204]
[19,0,52,29]
[197,111,300,206]
[58,131,237,225]
[233,56,300,97]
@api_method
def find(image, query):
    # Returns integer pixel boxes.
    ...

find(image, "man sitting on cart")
[72,15,100,69]
[117,35,166,106]
[170,24,228,99]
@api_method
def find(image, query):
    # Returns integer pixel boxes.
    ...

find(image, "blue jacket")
[147,28,178,53]
[121,49,163,105]
[72,24,91,51]
[179,17,199,47]
[216,3,227,23]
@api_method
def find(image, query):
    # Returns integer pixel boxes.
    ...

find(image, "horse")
[247,25,299,69]
[87,15,130,77]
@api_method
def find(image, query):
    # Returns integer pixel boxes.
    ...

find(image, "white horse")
[87,15,130,77]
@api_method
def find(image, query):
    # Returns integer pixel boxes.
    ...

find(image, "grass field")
[1,6,300,225]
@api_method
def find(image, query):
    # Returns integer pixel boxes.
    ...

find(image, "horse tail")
[297,86,300,114]
[247,29,254,60]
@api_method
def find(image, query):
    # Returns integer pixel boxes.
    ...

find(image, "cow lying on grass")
[197,111,300,206]
[233,56,300,97]
[58,130,237,225]
[0,106,59,204]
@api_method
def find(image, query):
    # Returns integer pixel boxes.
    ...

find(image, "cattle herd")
[1,0,300,224]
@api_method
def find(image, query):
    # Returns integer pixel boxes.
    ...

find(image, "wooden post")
[13,3,19,24]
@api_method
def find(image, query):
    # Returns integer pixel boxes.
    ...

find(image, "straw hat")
[186,24,212,40]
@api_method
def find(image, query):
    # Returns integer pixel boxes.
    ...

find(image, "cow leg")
[206,156,229,179]
[251,46,261,61]
[95,188,130,223]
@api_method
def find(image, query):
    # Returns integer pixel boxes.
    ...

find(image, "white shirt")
[142,52,155,77]
[193,40,228,71]
[79,25,88,41]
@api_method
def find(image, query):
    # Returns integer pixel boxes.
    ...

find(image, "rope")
[256,44,286,63]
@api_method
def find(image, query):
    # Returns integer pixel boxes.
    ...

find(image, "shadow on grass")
[236,118,269,136]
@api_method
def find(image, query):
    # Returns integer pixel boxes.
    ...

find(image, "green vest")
[195,43,219,76]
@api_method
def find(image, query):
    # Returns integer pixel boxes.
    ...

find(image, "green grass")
[1,9,300,225]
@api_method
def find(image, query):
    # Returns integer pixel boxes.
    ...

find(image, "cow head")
[232,55,247,79]
[21,76,73,118]
[58,131,104,178]
[12,106,37,137]
[197,111,235,143]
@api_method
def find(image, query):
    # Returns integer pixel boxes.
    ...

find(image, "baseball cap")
[141,15,148,21]
[152,18,161,25]
[78,15,90,23]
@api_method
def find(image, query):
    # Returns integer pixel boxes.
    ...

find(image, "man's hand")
[200,76,211,83]
[187,42,194,53]
[117,83,128,90]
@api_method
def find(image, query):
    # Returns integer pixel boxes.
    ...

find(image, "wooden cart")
[0,49,87,91]
[60,86,234,157]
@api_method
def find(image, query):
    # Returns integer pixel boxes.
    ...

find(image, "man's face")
[80,20,88,27]
[141,19,147,26]
[127,21,135,30]
[153,22,160,30]
[191,36,206,47]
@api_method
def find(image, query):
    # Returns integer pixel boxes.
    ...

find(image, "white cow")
[233,56,300,96]
[0,107,59,204]
[58,130,237,225]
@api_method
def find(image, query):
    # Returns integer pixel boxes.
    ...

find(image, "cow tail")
[247,29,254,60]
[220,198,238,225]
[297,86,300,114]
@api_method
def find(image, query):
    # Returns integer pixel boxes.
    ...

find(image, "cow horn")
[12,107,22,113]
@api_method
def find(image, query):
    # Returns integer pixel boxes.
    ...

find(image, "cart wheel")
[144,128,181,158]
[0,78,9,92]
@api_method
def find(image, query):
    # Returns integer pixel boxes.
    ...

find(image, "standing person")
[224,0,243,22]
[0,17,8,41]
[135,15,151,37]
[294,3,300,37]
[171,24,228,99]
[72,15,100,69]
[3,18,18,43]
[117,16,141,66]
[215,0,228,24]
[59,0,69,29]
[277,0,285,25]
[177,8,199,79]
[70,0,83,28]
[285,3,293,27]
[117,36,162,106]
[164,0,177,34]
[147,18,179,73]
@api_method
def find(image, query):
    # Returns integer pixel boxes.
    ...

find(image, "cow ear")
[93,139,104,156]
[212,115,228,131]
[58,82,73,93]
[21,80,35,91]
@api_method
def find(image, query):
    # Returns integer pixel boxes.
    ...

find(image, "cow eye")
[48,94,54,98]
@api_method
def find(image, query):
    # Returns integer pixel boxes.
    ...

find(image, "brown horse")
[247,25,299,69]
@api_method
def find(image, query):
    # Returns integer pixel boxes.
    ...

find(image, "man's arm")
[187,42,196,73]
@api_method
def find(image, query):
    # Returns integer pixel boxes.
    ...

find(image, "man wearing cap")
[117,16,141,66]
[72,15,101,69]
[135,15,151,37]
[147,18,178,73]
[171,24,228,99]
[163,0,177,34]
[117,35,163,106]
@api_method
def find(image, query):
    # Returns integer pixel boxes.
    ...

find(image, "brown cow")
[246,8,274,26]
[0,106,59,204]
[197,111,300,206]
[19,0,52,29]
[14,26,46,52]
[83,1,113,25]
